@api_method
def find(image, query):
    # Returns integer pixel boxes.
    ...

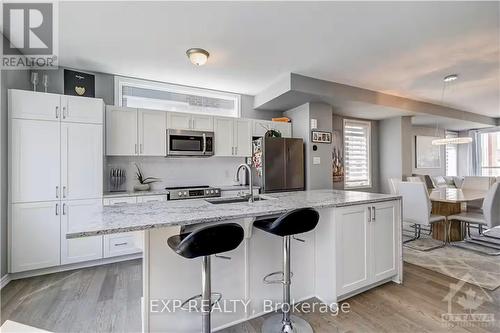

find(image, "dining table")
[429,188,488,241]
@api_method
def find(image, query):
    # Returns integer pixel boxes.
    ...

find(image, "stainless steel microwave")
[166,129,214,157]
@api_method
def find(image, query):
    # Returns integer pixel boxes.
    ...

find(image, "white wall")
[106,156,247,191]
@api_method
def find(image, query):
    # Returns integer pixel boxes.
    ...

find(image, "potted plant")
[134,164,161,191]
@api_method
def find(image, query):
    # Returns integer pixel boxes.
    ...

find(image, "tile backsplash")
[105,156,247,192]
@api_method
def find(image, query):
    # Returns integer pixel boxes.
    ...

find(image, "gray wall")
[332,114,380,193]
[1,69,31,278]
[285,102,333,190]
[379,117,404,194]
[35,68,282,121]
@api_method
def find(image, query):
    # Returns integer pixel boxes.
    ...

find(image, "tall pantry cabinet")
[8,89,104,273]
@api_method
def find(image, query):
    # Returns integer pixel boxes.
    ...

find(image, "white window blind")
[445,131,458,177]
[344,119,371,188]
[114,76,241,117]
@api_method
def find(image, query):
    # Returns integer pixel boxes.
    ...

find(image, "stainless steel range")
[165,185,221,200]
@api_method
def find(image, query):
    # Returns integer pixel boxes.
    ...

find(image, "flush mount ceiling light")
[443,74,458,82]
[186,48,209,66]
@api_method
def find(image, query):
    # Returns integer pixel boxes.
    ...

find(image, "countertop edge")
[67,195,401,239]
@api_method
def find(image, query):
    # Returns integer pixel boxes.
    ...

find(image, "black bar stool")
[167,223,244,333]
[254,207,320,333]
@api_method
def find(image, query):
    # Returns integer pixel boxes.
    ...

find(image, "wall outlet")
[313,157,321,165]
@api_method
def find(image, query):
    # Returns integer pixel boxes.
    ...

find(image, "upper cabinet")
[253,120,292,138]
[106,106,138,156]
[214,117,252,157]
[61,95,104,124]
[167,112,213,131]
[9,89,103,123]
[105,106,166,156]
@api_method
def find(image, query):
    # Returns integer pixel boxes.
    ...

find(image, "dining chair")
[448,182,500,255]
[462,176,495,212]
[388,178,401,195]
[407,176,423,183]
[399,182,448,249]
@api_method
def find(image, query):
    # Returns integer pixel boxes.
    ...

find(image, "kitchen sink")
[205,196,268,204]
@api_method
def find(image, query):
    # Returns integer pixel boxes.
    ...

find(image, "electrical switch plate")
[310,119,317,129]
[313,157,321,165]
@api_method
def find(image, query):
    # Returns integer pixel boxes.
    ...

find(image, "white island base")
[142,200,402,332]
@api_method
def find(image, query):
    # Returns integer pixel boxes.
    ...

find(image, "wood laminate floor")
[1,260,499,332]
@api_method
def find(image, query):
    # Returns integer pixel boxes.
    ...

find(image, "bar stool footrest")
[263,271,293,284]
[180,292,222,311]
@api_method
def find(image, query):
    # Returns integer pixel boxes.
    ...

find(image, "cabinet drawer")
[103,197,138,205]
[137,195,167,203]
[104,232,143,258]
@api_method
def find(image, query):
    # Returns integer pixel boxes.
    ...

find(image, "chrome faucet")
[235,163,254,203]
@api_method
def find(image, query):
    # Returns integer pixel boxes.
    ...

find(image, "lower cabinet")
[11,202,61,273]
[103,196,144,257]
[335,200,399,297]
[61,199,103,265]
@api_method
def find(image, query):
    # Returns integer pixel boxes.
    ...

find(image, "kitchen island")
[67,189,402,332]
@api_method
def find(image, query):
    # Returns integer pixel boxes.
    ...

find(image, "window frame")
[343,118,372,189]
[114,76,241,118]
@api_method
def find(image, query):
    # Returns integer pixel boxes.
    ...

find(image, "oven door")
[167,129,214,156]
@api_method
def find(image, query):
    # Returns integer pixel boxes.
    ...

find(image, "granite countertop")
[103,185,259,198]
[68,190,400,239]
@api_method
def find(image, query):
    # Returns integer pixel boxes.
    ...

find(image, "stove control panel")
[166,187,220,200]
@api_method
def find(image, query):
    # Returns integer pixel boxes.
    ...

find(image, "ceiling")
[59,1,500,118]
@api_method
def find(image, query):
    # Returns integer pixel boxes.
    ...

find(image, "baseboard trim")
[1,274,12,289]
[8,253,142,282]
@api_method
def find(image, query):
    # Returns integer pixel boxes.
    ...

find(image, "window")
[477,130,500,176]
[114,76,241,117]
[445,131,458,177]
[344,119,371,188]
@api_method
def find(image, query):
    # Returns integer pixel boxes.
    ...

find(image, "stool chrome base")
[261,314,314,333]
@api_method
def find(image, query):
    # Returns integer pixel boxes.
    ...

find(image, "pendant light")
[431,74,473,146]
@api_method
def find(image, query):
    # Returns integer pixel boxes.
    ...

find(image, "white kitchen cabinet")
[61,95,103,124]
[9,90,61,121]
[335,204,370,296]
[138,109,166,156]
[253,120,292,138]
[137,195,167,203]
[61,199,103,264]
[167,112,213,131]
[214,117,252,157]
[11,119,61,203]
[371,201,398,281]
[103,197,143,257]
[11,202,61,272]
[335,200,399,297]
[214,117,234,156]
[234,119,252,156]
[61,123,103,200]
[191,114,213,131]
[106,106,138,155]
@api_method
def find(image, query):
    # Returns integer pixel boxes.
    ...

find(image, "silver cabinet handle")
[368,207,372,222]
[62,106,67,119]
[235,147,238,155]
[114,242,128,246]
[372,206,376,222]
[202,133,206,155]
[56,186,59,198]
[55,203,59,216]
[192,118,196,129]
[63,186,67,198]
[62,203,66,215]
[140,144,143,154]
[135,144,138,154]
[55,106,59,119]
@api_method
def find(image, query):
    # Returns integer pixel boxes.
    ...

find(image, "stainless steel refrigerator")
[251,137,304,193]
